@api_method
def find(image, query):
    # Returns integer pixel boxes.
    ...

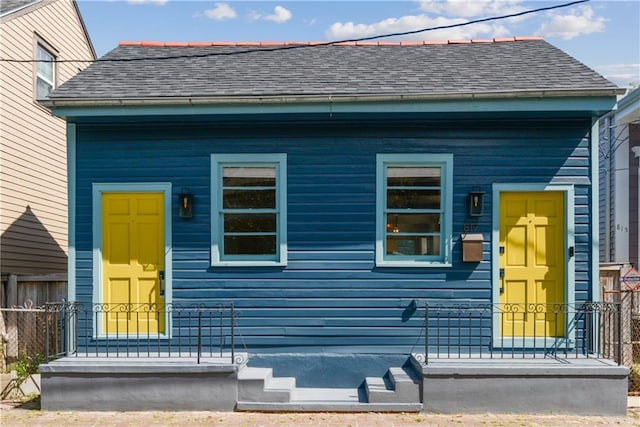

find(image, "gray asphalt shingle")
[0,0,39,15]
[48,38,618,101]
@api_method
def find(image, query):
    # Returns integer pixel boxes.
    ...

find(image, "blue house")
[40,37,629,413]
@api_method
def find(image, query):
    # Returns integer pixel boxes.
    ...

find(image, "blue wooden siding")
[73,119,593,353]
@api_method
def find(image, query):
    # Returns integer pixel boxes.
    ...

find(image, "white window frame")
[35,41,56,100]
[376,153,453,267]
[211,153,287,266]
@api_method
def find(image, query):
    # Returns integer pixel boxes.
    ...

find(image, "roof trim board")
[117,36,545,47]
[48,94,618,120]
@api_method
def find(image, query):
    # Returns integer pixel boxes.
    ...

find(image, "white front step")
[237,386,422,412]
[291,387,360,403]
[236,364,423,412]
[237,367,295,403]
[365,366,421,404]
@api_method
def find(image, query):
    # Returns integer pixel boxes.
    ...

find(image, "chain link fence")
[603,289,640,392]
[600,263,640,393]
[0,305,51,372]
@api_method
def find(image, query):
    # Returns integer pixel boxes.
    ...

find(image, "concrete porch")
[413,354,629,415]
[39,352,628,414]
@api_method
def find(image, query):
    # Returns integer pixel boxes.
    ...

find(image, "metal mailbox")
[462,233,483,262]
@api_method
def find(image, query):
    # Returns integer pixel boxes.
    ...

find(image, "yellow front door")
[102,192,165,334]
[499,191,565,338]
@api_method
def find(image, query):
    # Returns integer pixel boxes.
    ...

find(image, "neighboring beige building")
[0,0,95,274]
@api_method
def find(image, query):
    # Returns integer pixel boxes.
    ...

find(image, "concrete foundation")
[415,357,629,415]
[40,356,243,411]
[39,354,629,414]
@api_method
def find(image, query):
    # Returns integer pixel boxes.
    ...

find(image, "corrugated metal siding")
[74,118,593,352]
[0,0,93,274]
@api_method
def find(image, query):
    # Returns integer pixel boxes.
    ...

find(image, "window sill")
[375,261,452,268]
[211,261,287,267]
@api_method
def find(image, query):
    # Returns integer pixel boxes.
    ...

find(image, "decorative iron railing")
[44,302,242,364]
[416,302,622,365]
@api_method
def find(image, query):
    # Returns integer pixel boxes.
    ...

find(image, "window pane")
[223,189,275,209]
[387,167,441,187]
[223,167,276,187]
[386,236,441,256]
[386,213,440,233]
[224,213,276,232]
[387,189,440,209]
[37,48,53,77]
[224,235,276,255]
[36,78,52,99]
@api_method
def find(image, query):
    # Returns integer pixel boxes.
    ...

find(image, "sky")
[76,0,640,89]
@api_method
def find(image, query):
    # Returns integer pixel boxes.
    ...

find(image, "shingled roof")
[0,0,39,16]
[48,37,620,103]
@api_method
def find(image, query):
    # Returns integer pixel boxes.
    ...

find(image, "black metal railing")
[418,302,622,364]
[44,302,241,364]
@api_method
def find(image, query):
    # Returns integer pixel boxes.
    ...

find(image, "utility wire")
[0,0,590,64]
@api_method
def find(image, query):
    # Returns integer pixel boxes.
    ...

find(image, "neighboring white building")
[600,87,640,266]
[0,0,95,275]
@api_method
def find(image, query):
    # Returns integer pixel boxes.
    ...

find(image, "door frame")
[92,183,173,338]
[491,183,575,348]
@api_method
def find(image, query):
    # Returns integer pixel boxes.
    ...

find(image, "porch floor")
[40,353,247,374]
[416,353,622,368]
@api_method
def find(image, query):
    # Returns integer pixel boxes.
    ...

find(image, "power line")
[0,0,590,64]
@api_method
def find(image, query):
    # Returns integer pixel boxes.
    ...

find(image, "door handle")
[159,270,165,296]
[499,268,505,294]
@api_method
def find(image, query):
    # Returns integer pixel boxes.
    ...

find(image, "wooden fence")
[0,274,67,309]
[0,274,67,371]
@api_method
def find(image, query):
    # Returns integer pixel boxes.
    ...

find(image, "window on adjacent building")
[211,154,287,266]
[376,154,453,267]
[35,43,55,99]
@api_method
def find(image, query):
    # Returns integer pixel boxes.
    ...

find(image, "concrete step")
[236,362,423,412]
[237,367,295,403]
[365,366,421,404]
[236,386,422,412]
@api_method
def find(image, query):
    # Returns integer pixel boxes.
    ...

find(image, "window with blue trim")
[376,154,453,267]
[211,154,287,266]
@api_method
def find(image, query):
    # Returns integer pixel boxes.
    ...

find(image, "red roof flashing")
[118,37,544,48]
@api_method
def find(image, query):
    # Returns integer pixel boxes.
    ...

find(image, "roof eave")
[43,89,623,122]
[42,88,625,109]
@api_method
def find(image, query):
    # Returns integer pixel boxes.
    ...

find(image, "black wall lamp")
[178,189,193,218]
[468,191,485,217]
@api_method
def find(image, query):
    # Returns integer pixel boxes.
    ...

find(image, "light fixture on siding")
[179,188,193,218]
[468,191,485,217]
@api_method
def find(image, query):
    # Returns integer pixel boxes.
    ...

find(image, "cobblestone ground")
[2,399,640,427]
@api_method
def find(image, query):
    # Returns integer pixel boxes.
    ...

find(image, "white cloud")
[418,0,526,19]
[326,14,509,41]
[535,5,606,40]
[127,0,168,4]
[249,5,292,24]
[594,63,640,88]
[204,3,237,21]
[265,6,292,24]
